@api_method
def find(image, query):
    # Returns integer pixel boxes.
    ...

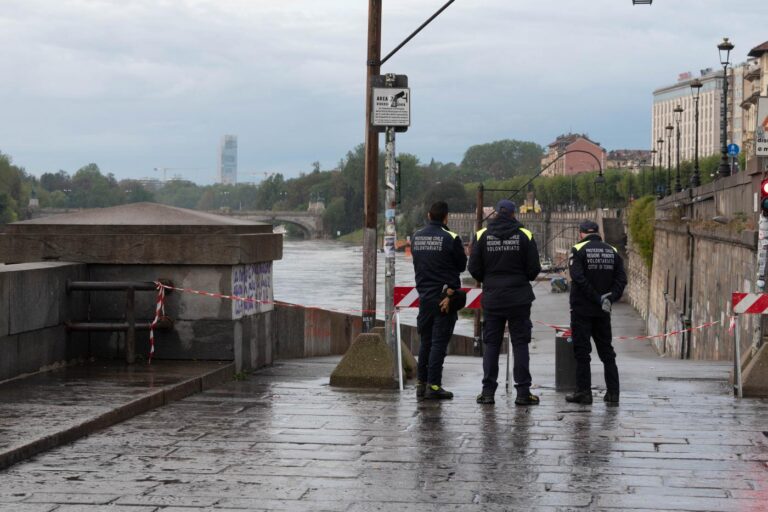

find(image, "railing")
[65,280,173,364]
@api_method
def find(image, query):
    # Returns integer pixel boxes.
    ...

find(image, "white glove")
[600,293,612,314]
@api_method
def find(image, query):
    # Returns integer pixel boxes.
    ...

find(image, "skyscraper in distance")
[218,135,238,184]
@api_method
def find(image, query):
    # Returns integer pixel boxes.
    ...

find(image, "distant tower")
[218,135,238,184]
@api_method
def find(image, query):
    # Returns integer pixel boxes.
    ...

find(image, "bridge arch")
[225,211,322,239]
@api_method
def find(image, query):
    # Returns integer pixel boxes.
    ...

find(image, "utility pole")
[362,0,382,333]
[383,74,399,380]
[473,184,484,356]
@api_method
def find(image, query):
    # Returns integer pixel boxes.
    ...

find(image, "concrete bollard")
[555,330,578,392]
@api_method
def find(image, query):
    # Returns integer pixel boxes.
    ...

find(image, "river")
[273,240,477,336]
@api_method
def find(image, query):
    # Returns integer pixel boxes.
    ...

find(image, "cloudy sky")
[0,0,766,184]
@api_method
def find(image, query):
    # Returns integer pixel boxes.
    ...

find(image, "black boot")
[424,384,453,400]
[603,391,620,404]
[476,393,495,405]
[416,381,426,398]
[565,391,593,405]
[515,392,540,406]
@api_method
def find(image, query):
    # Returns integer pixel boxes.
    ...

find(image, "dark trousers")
[417,304,457,386]
[571,312,620,393]
[481,304,533,396]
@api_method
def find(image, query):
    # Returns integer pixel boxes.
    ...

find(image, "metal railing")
[66,280,173,364]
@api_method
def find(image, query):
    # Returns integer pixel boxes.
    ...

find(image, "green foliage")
[459,139,543,181]
[628,196,656,269]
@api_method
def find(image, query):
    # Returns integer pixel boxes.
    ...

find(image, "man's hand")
[440,288,455,314]
[600,293,612,314]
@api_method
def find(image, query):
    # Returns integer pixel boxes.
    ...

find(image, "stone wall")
[646,220,758,361]
[85,264,275,372]
[0,262,89,382]
[274,303,478,359]
[623,219,652,323]
[641,169,762,361]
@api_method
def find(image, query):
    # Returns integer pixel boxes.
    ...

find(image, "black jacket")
[411,220,467,303]
[468,216,541,312]
[568,234,628,316]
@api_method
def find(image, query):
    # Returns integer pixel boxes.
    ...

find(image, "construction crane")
[153,167,206,182]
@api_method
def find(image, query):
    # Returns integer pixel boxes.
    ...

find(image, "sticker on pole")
[757,97,768,157]
[372,88,411,128]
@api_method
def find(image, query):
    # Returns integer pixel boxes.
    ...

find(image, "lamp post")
[656,138,664,198]
[717,37,734,178]
[665,123,674,196]
[690,78,703,187]
[650,149,657,196]
[673,104,684,193]
[594,168,606,209]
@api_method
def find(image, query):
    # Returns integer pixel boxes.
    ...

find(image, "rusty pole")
[362,0,382,333]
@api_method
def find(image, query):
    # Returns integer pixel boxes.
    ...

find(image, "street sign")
[727,143,740,156]
[372,87,410,128]
[757,97,768,157]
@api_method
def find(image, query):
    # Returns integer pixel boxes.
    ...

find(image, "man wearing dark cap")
[469,199,542,405]
[411,201,467,400]
[566,220,627,405]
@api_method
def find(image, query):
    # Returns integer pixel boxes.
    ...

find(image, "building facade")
[607,150,652,173]
[218,135,238,185]
[652,66,745,171]
[741,42,768,166]
[541,133,606,177]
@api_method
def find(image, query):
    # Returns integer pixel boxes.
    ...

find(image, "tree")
[460,139,544,181]
[40,170,71,192]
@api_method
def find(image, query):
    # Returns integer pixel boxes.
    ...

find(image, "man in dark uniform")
[411,201,467,400]
[566,220,628,405]
[468,199,541,406]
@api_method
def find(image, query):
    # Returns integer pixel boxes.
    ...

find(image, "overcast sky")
[0,0,766,184]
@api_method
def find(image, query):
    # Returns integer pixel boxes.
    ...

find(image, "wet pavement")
[1,294,767,511]
[0,361,233,471]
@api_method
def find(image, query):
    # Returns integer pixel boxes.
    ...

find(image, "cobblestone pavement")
[1,301,767,511]
[0,361,232,470]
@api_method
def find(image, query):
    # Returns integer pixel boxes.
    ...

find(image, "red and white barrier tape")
[147,281,734,359]
[536,319,723,341]
[148,284,166,364]
[154,282,383,316]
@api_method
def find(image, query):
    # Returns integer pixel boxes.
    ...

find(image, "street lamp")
[594,168,606,209]
[656,138,664,198]
[690,78,703,187]
[673,104,684,193]
[717,37,734,178]
[650,149,657,196]
[665,124,674,196]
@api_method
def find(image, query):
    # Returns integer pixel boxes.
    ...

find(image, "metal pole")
[651,151,656,196]
[675,120,682,193]
[396,310,404,391]
[719,63,731,177]
[666,130,672,196]
[473,183,484,356]
[362,0,382,332]
[734,314,742,398]
[126,287,136,364]
[692,95,701,186]
[384,116,399,383]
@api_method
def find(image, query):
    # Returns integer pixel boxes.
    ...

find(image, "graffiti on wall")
[232,262,274,319]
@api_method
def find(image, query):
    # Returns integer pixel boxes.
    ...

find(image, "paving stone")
[0,297,767,511]
[0,505,57,512]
